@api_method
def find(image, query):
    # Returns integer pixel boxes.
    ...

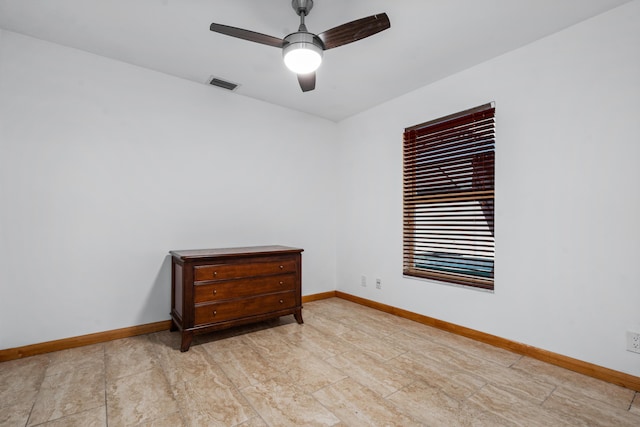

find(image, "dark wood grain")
[318,13,390,50]
[194,274,296,303]
[298,72,316,92]
[195,291,296,325]
[209,23,284,48]
[194,259,297,281]
[170,246,304,351]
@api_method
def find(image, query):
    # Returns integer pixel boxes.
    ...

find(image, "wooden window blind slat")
[403,103,495,290]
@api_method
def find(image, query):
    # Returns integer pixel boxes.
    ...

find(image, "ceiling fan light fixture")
[283,32,323,74]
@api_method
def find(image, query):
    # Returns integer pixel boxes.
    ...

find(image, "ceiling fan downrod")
[292,0,313,17]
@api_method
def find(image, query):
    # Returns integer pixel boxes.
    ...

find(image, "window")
[403,103,495,290]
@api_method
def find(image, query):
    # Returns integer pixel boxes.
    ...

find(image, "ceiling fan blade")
[317,13,390,50]
[297,72,316,92]
[210,23,284,48]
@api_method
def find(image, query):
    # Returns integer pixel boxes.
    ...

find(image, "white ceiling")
[0,0,632,121]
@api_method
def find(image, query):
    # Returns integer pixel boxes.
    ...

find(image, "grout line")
[150,334,190,427]
[103,343,108,427]
[23,355,50,427]
[628,391,638,412]
[507,354,524,368]
[539,384,559,407]
[199,337,270,427]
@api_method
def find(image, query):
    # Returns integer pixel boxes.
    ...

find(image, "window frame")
[403,103,495,290]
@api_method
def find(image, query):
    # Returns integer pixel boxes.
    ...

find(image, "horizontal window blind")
[403,103,495,290]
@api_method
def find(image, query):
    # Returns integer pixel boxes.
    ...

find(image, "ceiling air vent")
[208,76,239,91]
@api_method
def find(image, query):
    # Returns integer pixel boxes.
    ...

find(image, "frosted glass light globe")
[283,32,323,74]
[284,47,322,74]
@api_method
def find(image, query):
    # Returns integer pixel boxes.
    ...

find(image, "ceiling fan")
[209,0,390,92]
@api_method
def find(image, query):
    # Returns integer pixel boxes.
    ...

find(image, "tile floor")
[1,297,639,426]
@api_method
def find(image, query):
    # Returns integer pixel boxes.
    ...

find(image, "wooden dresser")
[169,245,303,351]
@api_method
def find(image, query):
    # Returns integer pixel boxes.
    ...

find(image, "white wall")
[2,1,639,378]
[0,30,338,348]
[336,0,640,376]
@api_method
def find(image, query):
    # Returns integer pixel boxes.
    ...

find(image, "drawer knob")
[213,271,218,276]
[212,310,217,316]
[213,290,217,295]
[279,265,284,269]
[279,281,284,285]
[279,299,284,304]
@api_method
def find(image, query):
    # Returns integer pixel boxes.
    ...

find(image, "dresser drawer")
[194,259,297,282]
[194,274,296,303]
[194,291,296,325]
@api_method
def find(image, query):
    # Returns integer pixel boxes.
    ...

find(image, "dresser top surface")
[170,245,303,261]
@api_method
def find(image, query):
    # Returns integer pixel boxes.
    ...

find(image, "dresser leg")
[180,332,193,352]
[294,309,304,324]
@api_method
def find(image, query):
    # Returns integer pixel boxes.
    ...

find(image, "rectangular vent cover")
[209,77,238,91]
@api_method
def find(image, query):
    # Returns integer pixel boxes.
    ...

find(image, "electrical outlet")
[375,278,382,289]
[627,330,640,354]
[361,275,367,287]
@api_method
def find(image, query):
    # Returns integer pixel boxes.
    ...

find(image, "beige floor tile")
[472,362,556,404]
[34,406,106,427]
[386,352,486,400]
[395,319,524,372]
[277,323,354,360]
[305,299,362,316]
[105,335,159,380]
[512,356,636,410]
[0,400,33,427]
[387,380,513,427]
[106,366,178,427]
[0,355,48,409]
[173,371,255,427]
[28,364,105,426]
[244,329,347,392]
[337,328,407,362]
[148,329,183,352]
[326,351,413,398]
[45,343,104,377]
[390,319,521,368]
[397,336,555,403]
[631,392,640,416]
[309,303,403,338]
[543,386,640,427]
[5,298,639,427]
[235,416,268,426]
[158,346,219,385]
[204,337,281,389]
[202,334,250,363]
[132,411,185,427]
[105,335,160,380]
[243,326,300,360]
[312,377,422,426]
[388,330,478,369]
[353,305,412,326]
[301,310,354,336]
[467,384,575,426]
[243,374,341,426]
[437,333,522,367]
[349,306,430,336]
[385,325,436,344]
[271,346,347,393]
[347,316,406,338]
